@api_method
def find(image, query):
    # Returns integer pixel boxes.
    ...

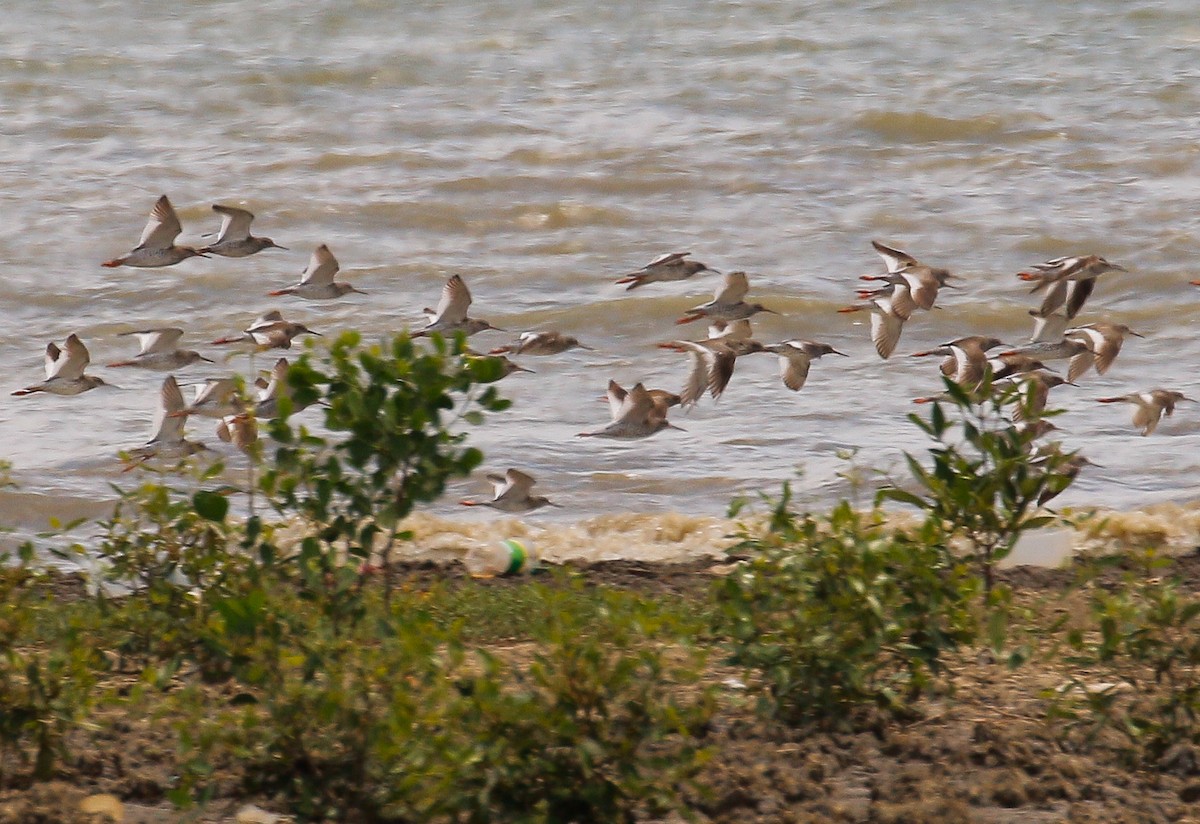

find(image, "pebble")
[79,794,124,822]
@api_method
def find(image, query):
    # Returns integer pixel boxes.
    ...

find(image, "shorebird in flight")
[102,195,207,268]
[268,244,364,300]
[107,327,213,371]
[461,468,557,512]
[414,274,503,337]
[1096,389,1190,436]
[199,204,286,257]
[614,252,718,291]
[13,334,112,396]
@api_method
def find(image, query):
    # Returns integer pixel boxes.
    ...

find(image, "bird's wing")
[645,251,689,269]
[258,358,289,401]
[1032,256,1078,274]
[151,376,187,443]
[52,334,90,380]
[887,282,917,321]
[1030,312,1067,343]
[708,348,739,401]
[212,204,254,242]
[904,268,940,311]
[42,342,62,379]
[616,383,655,424]
[712,271,749,304]
[605,379,628,420]
[871,240,918,273]
[672,342,711,408]
[1132,399,1157,435]
[779,348,812,391]
[248,310,285,332]
[434,275,472,323]
[123,327,185,355]
[1066,350,1095,383]
[870,306,903,360]
[1064,279,1096,320]
[500,468,536,500]
[137,195,183,249]
[722,319,753,341]
[1035,280,1069,317]
[300,244,339,286]
[192,378,237,407]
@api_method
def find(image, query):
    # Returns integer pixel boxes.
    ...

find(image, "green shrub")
[173,581,713,823]
[1053,552,1200,763]
[261,331,509,600]
[0,546,107,780]
[717,492,977,727]
[878,377,1076,595]
[443,582,715,823]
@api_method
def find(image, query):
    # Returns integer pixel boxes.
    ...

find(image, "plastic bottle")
[462,538,536,578]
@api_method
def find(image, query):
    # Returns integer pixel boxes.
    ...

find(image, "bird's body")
[580,381,681,439]
[107,327,212,371]
[1065,322,1141,376]
[268,244,363,299]
[212,310,320,350]
[199,204,285,257]
[762,340,846,392]
[911,336,1004,382]
[461,468,555,512]
[998,371,1072,421]
[489,330,592,356]
[675,271,776,325]
[102,195,206,268]
[615,252,716,290]
[463,352,532,381]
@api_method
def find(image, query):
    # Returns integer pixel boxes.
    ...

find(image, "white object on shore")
[463,539,537,578]
[1000,528,1074,569]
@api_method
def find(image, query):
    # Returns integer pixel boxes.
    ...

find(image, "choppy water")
[3,0,1200,557]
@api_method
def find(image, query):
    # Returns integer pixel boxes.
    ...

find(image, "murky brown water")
[3,0,1200,558]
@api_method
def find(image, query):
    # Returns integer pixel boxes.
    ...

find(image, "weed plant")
[718,491,978,727]
[878,377,1074,595]
[1053,551,1200,765]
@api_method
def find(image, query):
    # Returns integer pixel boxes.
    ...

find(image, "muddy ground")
[3,555,1200,823]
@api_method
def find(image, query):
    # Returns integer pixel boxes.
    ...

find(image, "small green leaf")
[192,491,229,522]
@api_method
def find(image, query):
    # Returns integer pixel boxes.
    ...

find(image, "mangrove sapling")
[718,494,978,727]
[877,376,1079,597]
[260,330,509,610]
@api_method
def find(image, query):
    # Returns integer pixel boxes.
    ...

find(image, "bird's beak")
[831,349,848,357]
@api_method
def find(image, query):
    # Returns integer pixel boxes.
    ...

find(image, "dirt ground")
[3,556,1200,824]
